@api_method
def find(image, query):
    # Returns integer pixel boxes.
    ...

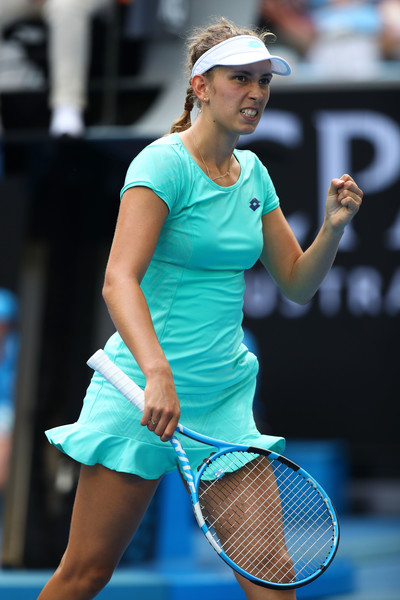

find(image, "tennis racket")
[87,349,339,590]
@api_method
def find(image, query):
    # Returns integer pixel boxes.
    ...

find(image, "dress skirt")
[46,369,285,479]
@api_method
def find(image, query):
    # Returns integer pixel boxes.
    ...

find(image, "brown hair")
[168,18,275,134]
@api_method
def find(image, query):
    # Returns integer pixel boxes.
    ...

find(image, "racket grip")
[87,349,145,413]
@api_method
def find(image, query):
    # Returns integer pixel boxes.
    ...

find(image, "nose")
[248,82,268,102]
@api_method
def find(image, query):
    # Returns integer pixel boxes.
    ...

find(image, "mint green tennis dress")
[46,133,285,478]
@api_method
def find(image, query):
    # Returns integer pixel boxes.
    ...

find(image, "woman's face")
[204,60,273,135]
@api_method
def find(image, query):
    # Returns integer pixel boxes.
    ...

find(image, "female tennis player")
[39,18,363,600]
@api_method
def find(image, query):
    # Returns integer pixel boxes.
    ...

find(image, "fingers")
[146,412,171,435]
[160,417,180,443]
[145,413,179,442]
[140,391,180,443]
[337,174,363,212]
[328,174,363,212]
[146,415,159,431]
[339,174,363,196]
[155,406,181,441]
[327,177,345,196]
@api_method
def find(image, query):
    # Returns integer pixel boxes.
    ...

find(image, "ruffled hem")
[45,423,178,479]
[45,422,286,479]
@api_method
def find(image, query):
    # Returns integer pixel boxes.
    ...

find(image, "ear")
[191,74,209,103]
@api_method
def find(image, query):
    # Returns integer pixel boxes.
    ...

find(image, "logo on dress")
[249,198,261,211]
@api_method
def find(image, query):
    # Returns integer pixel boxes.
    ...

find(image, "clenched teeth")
[241,108,258,117]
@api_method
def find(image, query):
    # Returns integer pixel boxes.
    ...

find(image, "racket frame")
[87,349,340,590]
[188,441,340,589]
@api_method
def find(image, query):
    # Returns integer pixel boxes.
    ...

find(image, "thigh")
[199,456,295,583]
[62,464,161,574]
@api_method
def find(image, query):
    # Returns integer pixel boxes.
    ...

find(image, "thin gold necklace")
[191,129,233,182]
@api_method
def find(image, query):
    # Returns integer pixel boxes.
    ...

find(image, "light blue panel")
[155,469,194,561]
[0,569,168,600]
[285,439,350,515]
[0,570,51,599]
[96,569,168,599]
[297,560,355,598]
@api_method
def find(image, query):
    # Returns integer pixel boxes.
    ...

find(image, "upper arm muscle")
[106,186,169,284]
[260,207,303,290]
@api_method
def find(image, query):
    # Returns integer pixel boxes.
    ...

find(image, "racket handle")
[87,349,145,413]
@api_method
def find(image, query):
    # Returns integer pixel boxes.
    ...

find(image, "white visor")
[191,35,291,79]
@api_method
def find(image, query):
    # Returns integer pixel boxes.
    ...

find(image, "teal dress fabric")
[46,133,286,477]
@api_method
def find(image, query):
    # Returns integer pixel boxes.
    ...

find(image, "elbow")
[102,276,112,307]
[287,296,312,306]
[294,295,313,306]
[102,269,119,307]
[282,288,315,306]
[102,268,141,308]
[280,272,317,305]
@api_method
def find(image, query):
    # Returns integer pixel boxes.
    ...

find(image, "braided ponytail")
[169,85,196,134]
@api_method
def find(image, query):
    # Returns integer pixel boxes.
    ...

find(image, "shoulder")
[235,148,269,173]
[121,134,186,209]
[124,135,186,183]
[124,134,188,182]
[137,134,185,163]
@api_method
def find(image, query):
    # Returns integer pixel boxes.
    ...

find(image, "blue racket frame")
[171,424,340,590]
[87,349,340,590]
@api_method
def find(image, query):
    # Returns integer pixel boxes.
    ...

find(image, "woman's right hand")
[141,368,181,442]
[103,186,180,442]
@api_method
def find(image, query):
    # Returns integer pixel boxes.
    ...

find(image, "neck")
[189,122,238,181]
[192,116,238,162]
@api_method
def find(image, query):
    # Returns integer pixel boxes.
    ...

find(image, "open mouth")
[240,108,258,118]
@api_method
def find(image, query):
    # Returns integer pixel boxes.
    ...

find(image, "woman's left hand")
[325,174,363,232]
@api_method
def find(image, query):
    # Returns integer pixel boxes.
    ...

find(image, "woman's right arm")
[102,186,180,442]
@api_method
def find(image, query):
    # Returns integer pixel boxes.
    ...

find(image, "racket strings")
[280,485,334,568]
[245,462,335,578]
[200,466,316,582]
[199,454,294,582]
[217,476,294,581]
[276,476,331,562]
[198,452,336,585]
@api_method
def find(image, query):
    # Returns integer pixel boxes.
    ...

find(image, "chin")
[238,124,259,136]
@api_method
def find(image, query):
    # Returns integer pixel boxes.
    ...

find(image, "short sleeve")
[262,179,279,215]
[251,154,280,215]
[120,141,183,212]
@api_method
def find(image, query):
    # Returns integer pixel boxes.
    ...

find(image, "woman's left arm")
[260,174,363,304]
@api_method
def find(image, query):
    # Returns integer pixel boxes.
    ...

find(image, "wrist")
[142,358,173,381]
[322,218,345,239]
